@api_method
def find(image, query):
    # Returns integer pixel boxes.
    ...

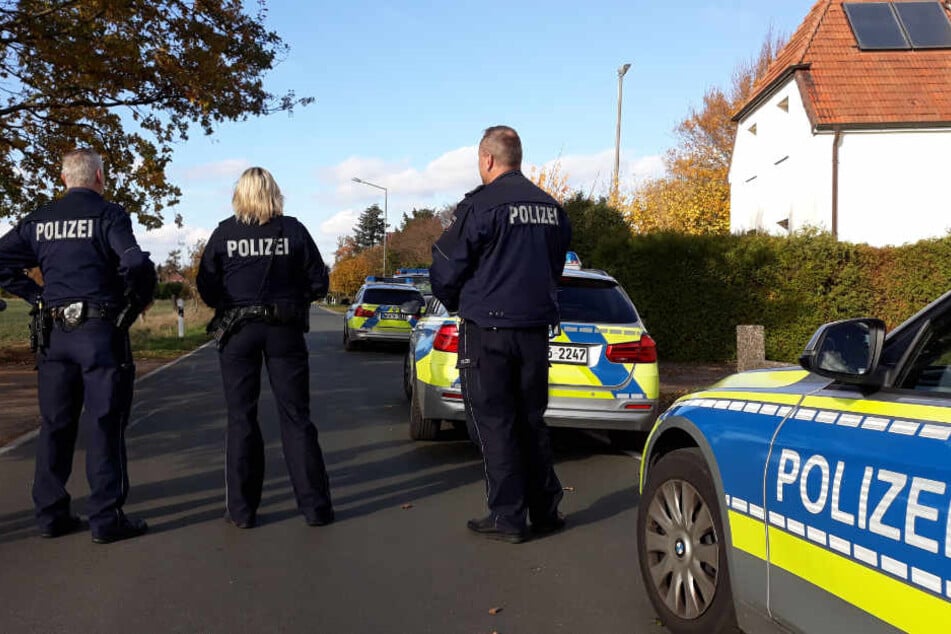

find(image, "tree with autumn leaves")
[0,0,311,227]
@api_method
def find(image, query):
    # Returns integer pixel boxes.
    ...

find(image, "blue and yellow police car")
[403,256,659,440]
[343,278,425,350]
[638,292,951,633]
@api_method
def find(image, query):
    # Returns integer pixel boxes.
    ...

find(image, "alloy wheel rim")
[644,478,719,620]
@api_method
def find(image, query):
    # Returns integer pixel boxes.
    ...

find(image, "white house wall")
[731,78,951,246]
[837,130,951,246]
[730,78,833,237]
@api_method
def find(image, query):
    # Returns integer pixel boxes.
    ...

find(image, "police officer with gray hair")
[0,148,156,543]
[197,166,334,529]
[431,126,572,543]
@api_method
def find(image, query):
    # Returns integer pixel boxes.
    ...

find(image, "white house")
[729,0,951,246]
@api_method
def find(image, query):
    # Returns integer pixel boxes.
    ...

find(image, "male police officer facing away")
[431,126,572,543]
[197,166,334,529]
[0,148,156,543]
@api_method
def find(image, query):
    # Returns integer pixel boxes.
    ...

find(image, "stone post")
[737,325,766,372]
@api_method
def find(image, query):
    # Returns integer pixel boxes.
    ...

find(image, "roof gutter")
[732,64,810,123]
[814,120,951,132]
[831,127,842,240]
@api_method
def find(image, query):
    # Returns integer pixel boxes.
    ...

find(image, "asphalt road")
[0,309,666,634]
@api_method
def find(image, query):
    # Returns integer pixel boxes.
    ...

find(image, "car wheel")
[402,350,413,401]
[637,448,737,634]
[409,381,440,440]
[343,324,356,351]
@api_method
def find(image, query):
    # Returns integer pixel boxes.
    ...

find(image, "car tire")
[409,381,440,441]
[402,350,413,401]
[637,447,737,634]
[343,324,356,351]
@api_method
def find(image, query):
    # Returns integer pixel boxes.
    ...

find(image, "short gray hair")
[232,166,284,225]
[480,125,522,168]
[61,148,103,188]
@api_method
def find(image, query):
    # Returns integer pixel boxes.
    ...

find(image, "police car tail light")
[434,324,459,353]
[606,335,656,364]
[354,305,375,318]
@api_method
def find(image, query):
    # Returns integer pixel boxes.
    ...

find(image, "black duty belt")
[49,301,119,328]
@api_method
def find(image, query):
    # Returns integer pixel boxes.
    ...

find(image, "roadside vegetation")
[0,296,213,362]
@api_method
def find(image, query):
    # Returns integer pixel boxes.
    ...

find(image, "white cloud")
[137,222,213,264]
[319,208,361,236]
[325,146,480,203]
[312,146,666,262]
[534,150,666,197]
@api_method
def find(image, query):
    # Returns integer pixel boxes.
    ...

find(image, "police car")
[392,267,432,298]
[403,255,659,440]
[343,278,425,350]
[637,292,951,633]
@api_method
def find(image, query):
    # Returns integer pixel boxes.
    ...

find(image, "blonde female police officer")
[0,148,156,543]
[431,126,572,543]
[197,167,334,529]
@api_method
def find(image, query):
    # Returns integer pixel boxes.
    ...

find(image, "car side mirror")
[799,318,886,386]
[401,300,422,315]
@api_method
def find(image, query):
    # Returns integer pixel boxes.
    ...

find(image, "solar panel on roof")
[844,2,911,50]
[893,2,951,48]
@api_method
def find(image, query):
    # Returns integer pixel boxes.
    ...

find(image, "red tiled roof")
[738,0,951,127]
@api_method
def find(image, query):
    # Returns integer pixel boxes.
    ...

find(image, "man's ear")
[60,173,68,187]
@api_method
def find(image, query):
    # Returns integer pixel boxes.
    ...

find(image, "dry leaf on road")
[488,607,503,615]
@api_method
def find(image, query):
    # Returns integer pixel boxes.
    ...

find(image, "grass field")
[0,297,213,360]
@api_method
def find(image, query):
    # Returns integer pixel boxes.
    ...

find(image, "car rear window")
[362,288,423,305]
[557,277,639,324]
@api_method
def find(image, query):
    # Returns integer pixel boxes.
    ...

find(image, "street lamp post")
[351,177,388,276]
[613,62,632,199]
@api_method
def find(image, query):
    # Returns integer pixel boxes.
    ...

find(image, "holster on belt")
[29,297,51,352]
[208,303,308,350]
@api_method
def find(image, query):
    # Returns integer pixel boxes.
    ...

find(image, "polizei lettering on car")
[225,238,290,258]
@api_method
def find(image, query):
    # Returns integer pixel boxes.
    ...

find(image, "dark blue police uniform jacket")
[0,188,155,306]
[197,215,328,313]
[430,170,571,326]
[0,187,156,533]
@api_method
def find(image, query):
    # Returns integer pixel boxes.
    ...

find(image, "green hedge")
[584,230,951,363]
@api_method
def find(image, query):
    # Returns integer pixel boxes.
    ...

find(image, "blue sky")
[137,0,816,264]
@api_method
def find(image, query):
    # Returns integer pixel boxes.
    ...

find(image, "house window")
[777,97,789,112]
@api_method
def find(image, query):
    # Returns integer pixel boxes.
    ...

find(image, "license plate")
[549,344,588,365]
[380,312,406,320]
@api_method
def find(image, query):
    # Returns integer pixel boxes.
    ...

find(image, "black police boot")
[531,513,566,536]
[466,515,528,544]
[305,507,335,527]
[91,516,148,544]
[39,515,83,539]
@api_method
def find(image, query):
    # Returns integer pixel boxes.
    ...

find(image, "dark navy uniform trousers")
[458,320,564,532]
[219,321,332,523]
[34,318,134,533]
